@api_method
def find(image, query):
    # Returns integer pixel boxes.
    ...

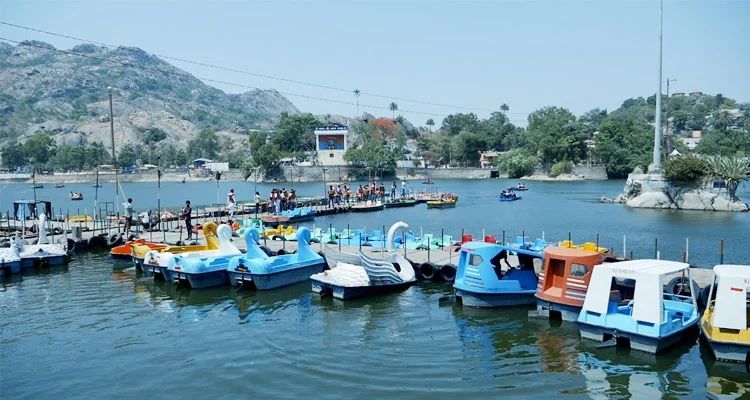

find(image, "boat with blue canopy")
[453,243,543,307]
[577,259,698,354]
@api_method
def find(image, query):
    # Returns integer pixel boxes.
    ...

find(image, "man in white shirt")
[227,189,236,220]
[401,180,406,197]
[123,198,134,235]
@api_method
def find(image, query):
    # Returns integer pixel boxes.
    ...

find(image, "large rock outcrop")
[620,174,749,212]
[0,40,299,152]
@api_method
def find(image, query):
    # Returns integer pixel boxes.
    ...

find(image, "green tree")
[344,134,397,176]
[22,131,56,168]
[579,108,608,130]
[270,112,320,153]
[248,131,267,155]
[143,128,167,145]
[1,141,27,170]
[525,106,578,166]
[426,118,435,132]
[593,117,653,178]
[494,149,539,178]
[695,129,750,156]
[389,102,398,120]
[453,130,490,166]
[251,143,282,175]
[711,111,733,131]
[117,143,138,167]
[188,129,220,160]
[500,103,510,114]
[441,113,481,136]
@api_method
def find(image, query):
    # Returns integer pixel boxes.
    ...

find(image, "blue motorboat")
[0,244,22,276]
[577,259,699,354]
[226,227,325,290]
[278,208,317,223]
[453,243,542,307]
[167,225,243,289]
[499,193,521,201]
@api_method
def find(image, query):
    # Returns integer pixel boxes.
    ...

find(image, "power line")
[1,21,527,115]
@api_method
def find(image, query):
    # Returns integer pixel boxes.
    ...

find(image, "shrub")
[662,157,708,186]
[550,161,573,177]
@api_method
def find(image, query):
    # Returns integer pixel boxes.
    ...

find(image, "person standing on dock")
[282,188,288,211]
[401,180,406,197]
[123,198,134,236]
[227,189,236,220]
[254,191,261,217]
[182,200,193,241]
[391,182,397,199]
[289,189,296,210]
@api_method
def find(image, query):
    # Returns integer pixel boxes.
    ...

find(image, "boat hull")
[384,201,417,208]
[109,253,132,263]
[312,280,414,300]
[228,270,254,286]
[20,255,67,268]
[250,263,324,290]
[132,256,146,272]
[535,299,582,322]
[702,329,750,363]
[455,288,536,308]
[1,261,22,275]
[579,322,697,354]
[172,269,229,289]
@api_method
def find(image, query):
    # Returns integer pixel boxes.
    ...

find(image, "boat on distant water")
[54,183,65,188]
[384,198,417,208]
[577,259,698,354]
[507,183,528,191]
[700,264,750,364]
[351,201,384,212]
[499,193,521,201]
[69,192,84,201]
[454,243,543,308]
[534,247,627,321]
[32,183,44,189]
[427,197,457,209]
[311,221,416,300]
[422,180,435,184]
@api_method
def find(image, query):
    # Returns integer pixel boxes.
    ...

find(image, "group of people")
[268,187,297,215]
[122,198,194,240]
[325,181,409,207]
[500,189,518,199]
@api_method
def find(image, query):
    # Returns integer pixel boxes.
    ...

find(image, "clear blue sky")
[1,1,748,126]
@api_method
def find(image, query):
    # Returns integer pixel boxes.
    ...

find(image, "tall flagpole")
[109,87,120,232]
[652,0,664,172]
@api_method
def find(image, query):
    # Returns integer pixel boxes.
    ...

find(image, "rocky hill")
[0,40,299,151]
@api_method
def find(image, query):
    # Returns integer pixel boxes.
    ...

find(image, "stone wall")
[571,165,608,180]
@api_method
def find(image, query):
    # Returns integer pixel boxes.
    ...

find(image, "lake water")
[2,179,749,399]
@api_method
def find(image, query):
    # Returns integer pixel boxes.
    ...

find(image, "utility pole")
[652,0,664,172]
[665,78,677,155]
[109,87,120,231]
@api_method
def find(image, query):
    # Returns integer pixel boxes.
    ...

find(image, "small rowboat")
[426,199,457,209]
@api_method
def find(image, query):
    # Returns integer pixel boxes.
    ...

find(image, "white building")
[315,126,349,166]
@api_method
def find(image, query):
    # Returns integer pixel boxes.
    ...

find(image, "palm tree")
[389,102,398,120]
[706,155,750,201]
[426,118,435,132]
[715,93,725,110]
[353,89,361,119]
[500,103,510,115]
[712,110,732,131]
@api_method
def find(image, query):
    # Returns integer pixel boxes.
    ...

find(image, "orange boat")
[534,247,626,321]
[109,239,168,263]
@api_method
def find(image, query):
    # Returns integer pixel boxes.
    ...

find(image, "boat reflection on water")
[699,343,750,399]
[231,281,311,323]
[573,335,696,398]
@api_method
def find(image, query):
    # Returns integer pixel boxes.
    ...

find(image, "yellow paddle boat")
[263,225,296,240]
[700,264,750,364]
[558,240,608,254]
[132,222,220,275]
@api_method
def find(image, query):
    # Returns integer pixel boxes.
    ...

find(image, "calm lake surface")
[2,179,749,399]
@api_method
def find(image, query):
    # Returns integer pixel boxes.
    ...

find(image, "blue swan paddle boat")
[577,259,699,354]
[226,226,324,290]
[167,224,243,289]
[499,193,522,202]
[453,243,543,307]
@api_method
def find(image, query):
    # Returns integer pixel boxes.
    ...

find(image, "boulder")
[675,189,714,211]
[711,196,749,212]
[626,192,675,209]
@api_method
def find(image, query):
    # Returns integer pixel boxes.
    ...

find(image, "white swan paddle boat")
[0,240,22,276]
[17,213,69,268]
[310,221,416,300]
